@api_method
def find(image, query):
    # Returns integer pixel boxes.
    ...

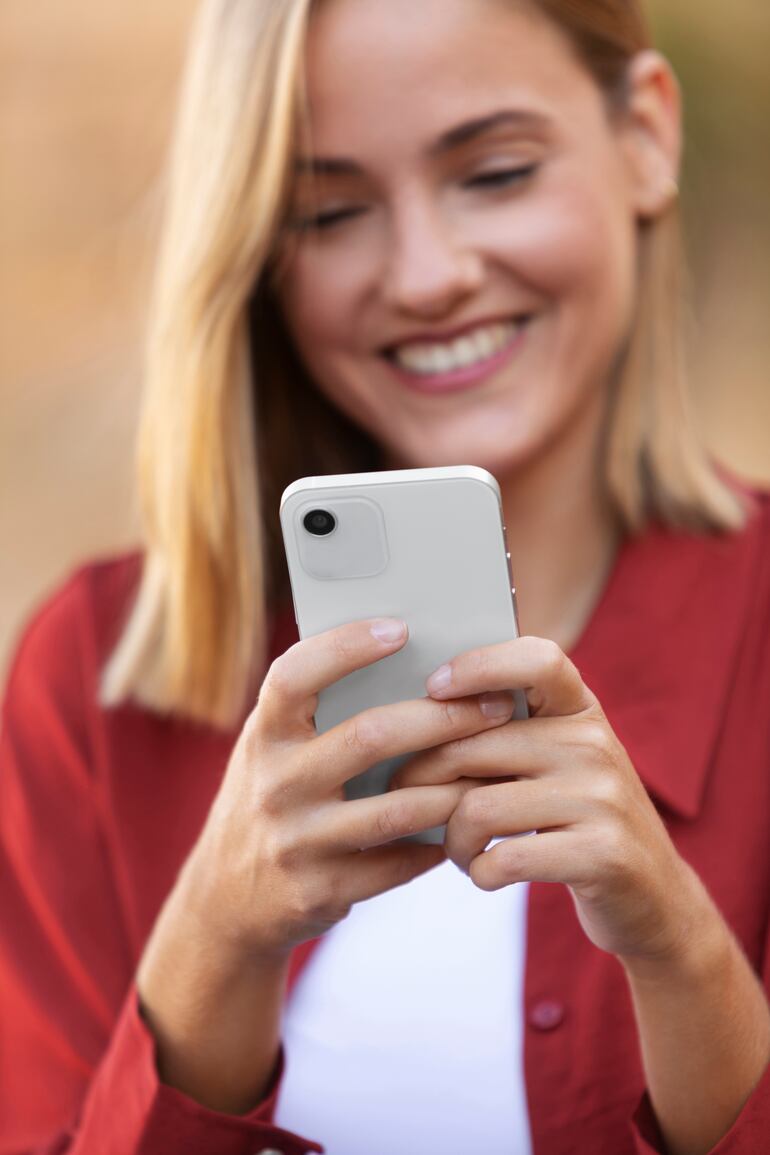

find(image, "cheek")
[277,249,367,358]
[275,254,388,433]
[490,184,636,323]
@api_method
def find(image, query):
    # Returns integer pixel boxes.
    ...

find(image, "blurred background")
[1,0,769,676]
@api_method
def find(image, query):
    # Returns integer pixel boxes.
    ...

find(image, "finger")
[444,779,586,875]
[344,841,448,905]
[389,711,610,790]
[467,829,583,891]
[306,690,516,796]
[318,780,477,853]
[256,617,409,740]
[387,714,564,790]
[424,635,596,717]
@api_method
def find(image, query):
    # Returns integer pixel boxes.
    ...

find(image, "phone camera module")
[303,509,337,537]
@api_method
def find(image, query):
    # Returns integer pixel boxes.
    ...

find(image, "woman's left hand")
[386,635,707,967]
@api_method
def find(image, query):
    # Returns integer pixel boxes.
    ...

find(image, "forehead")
[300,0,600,155]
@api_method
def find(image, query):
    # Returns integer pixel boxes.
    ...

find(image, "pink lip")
[383,312,527,349]
[382,320,530,395]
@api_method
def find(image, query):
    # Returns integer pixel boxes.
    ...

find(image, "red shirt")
[2,487,770,1155]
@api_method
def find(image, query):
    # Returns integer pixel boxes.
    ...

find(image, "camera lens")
[303,509,337,537]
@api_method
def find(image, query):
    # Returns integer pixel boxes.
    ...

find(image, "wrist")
[136,875,292,1115]
[619,861,729,986]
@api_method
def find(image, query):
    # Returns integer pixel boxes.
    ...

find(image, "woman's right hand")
[187,616,516,961]
[134,616,516,1114]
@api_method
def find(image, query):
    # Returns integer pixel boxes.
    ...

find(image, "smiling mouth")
[383,317,531,376]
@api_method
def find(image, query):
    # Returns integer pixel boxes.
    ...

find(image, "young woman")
[1,1,769,1153]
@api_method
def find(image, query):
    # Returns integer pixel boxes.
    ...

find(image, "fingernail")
[479,691,515,719]
[370,618,407,643]
[426,663,452,693]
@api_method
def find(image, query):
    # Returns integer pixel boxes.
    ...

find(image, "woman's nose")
[380,194,484,317]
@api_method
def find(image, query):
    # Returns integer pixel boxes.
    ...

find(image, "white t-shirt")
[274,844,533,1154]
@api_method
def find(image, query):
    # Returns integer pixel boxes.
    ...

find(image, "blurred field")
[1,0,769,674]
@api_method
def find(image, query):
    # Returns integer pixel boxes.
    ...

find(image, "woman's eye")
[292,206,365,231]
[290,164,539,231]
[465,164,539,189]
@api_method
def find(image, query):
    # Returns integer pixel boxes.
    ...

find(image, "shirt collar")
[571,502,764,820]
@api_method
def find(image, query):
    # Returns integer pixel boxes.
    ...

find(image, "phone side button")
[511,588,523,636]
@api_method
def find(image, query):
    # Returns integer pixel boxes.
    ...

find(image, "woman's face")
[274,0,672,476]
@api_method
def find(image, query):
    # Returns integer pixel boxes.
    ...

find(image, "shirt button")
[528,999,566,1030]
[253,1149,285,1155]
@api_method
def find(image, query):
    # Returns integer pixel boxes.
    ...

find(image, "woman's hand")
[187,617,516,961]
[139,620,518,1113]
[386,635,707,968]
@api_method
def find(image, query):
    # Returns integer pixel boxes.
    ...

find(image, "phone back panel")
[280,466,528,845]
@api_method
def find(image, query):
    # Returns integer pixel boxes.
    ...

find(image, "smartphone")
[279,465,528,846]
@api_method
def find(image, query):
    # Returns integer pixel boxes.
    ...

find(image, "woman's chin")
[382,434,538,477]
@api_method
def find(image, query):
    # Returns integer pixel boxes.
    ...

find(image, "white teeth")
[392,320,522,375]
[454,338,475,367]
[433,348,453,373]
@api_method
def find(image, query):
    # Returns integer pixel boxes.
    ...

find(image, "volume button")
[511,586,522,635]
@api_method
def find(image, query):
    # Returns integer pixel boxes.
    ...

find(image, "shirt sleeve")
[628,922,770,1154]
[0,567,324,1155]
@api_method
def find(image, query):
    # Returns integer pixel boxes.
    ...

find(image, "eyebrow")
[293,108,550,176]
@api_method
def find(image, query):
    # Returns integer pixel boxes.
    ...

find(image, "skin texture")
[135,1,770,1147]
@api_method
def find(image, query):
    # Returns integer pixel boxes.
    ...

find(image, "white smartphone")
[279,465,528,846]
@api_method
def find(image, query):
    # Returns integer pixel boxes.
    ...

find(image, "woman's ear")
[617,50,682,221]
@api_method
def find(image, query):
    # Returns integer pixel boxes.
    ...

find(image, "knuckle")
[260,824,301,871]
[516,633,544,662]
[300,867,351,925]
[239,710,266,758]
[236,719,281,781]
[288,874,324,922]
[436,698,465,733]
[261,652,295,702]
[247,745,299,811]
[538,637,567,678]
[456,777,481,806]
[441,733,473,765]
[252,777,290,820]
[591,773,624,814]
[467,647,494,681]
[574,718,611,756]
[457,784,493,827]
[342,714,382,759]
[376,798,412,842]
[332,626,359,662]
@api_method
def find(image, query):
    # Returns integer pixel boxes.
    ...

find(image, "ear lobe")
[619,50,683,221]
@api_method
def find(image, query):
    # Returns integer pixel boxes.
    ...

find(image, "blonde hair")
[100,0,751,731]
